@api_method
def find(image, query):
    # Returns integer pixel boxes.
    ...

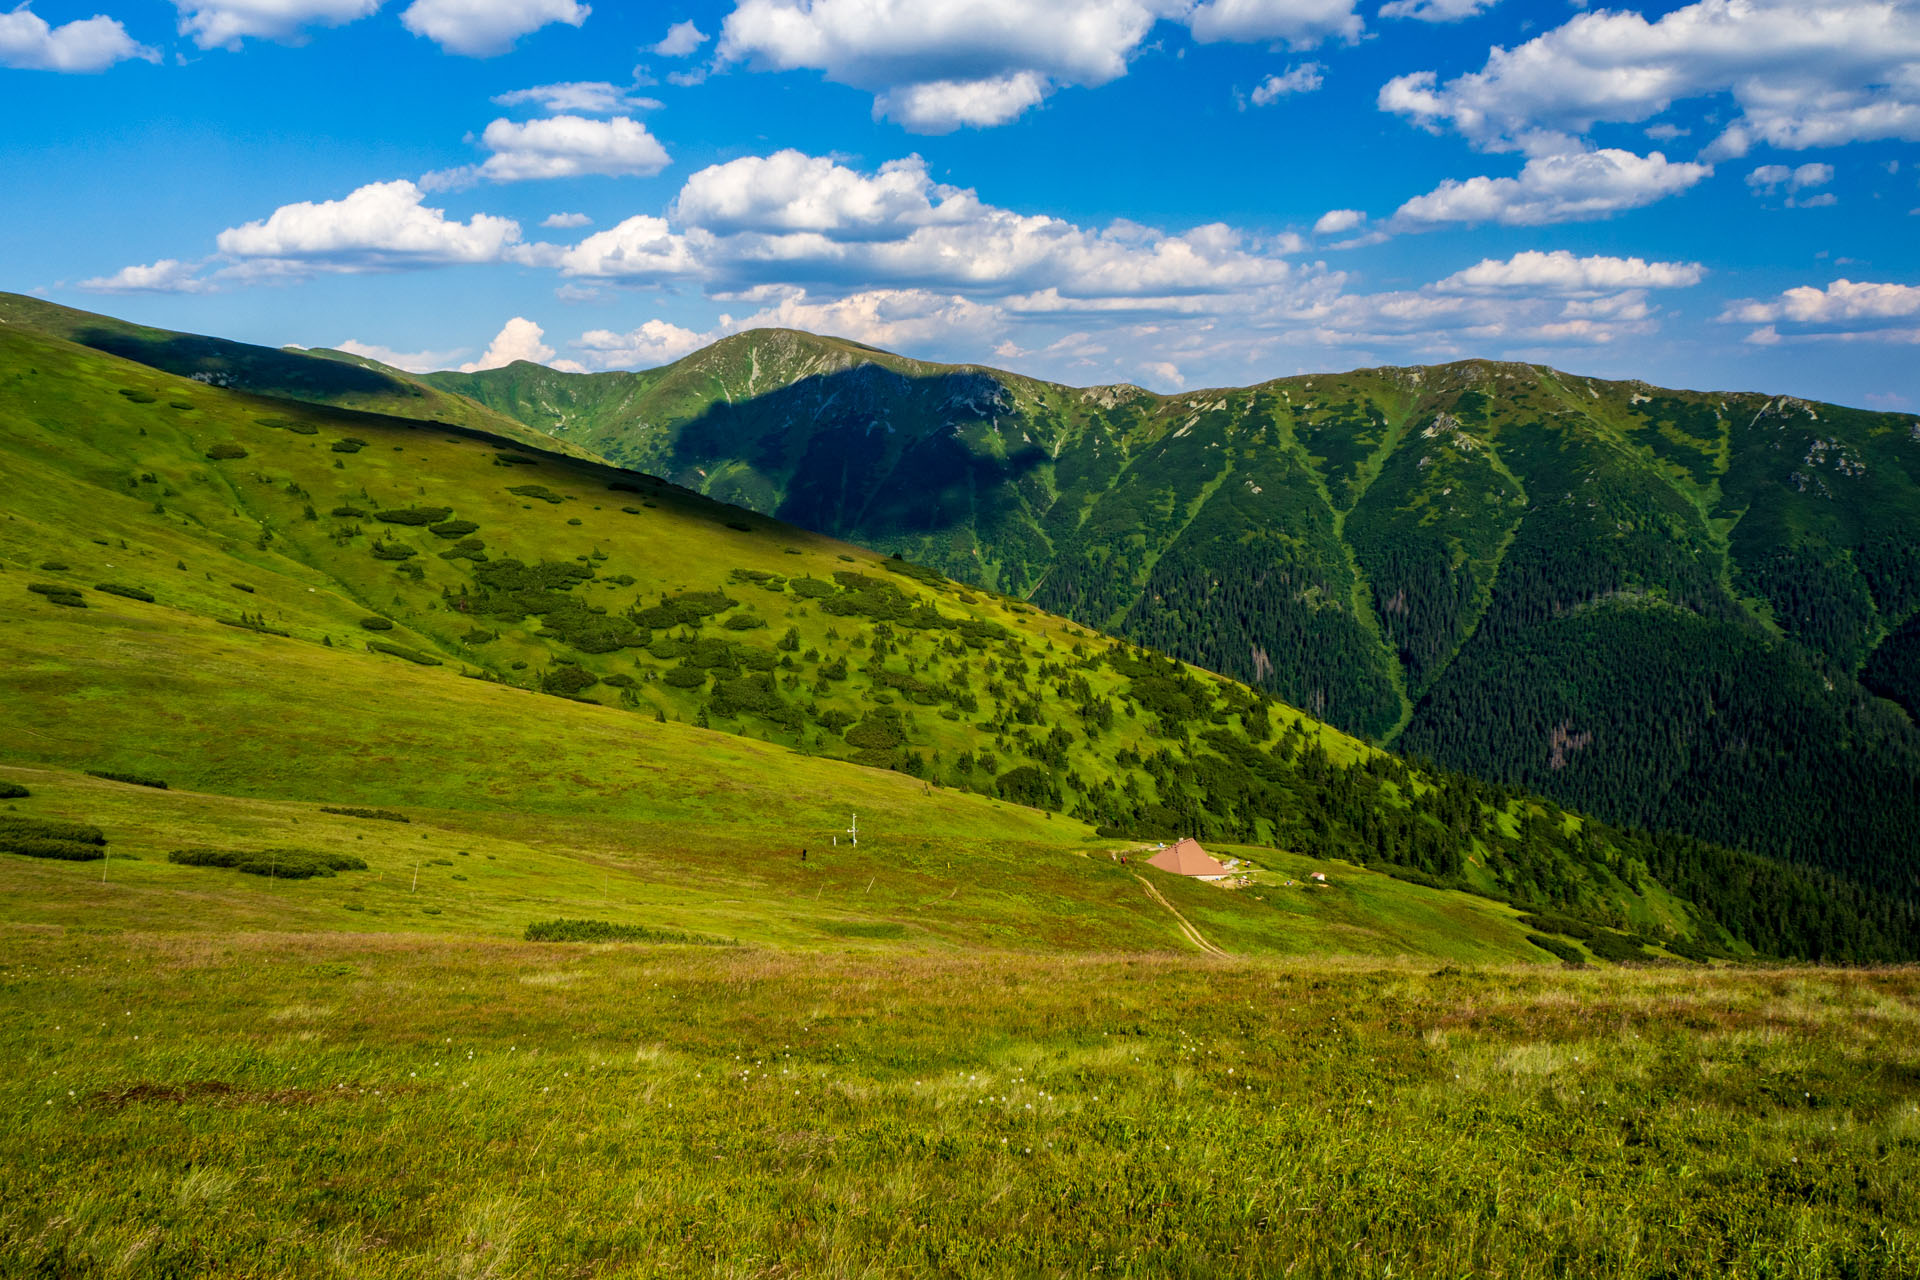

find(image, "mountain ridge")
[421,327,1920,897]
[8,294,1915,907]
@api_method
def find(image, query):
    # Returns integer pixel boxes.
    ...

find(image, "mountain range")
[423,327,1920,899]
[4,292,1915,960]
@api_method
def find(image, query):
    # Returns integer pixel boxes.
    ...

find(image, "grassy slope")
[0,291,594,461]
[0,320,1614,964]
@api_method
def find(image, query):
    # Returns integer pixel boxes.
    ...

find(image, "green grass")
[1,926,1916,1278]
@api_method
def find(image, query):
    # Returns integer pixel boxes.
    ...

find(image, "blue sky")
[5,0,1919,407]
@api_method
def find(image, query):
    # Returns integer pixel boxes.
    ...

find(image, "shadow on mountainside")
[75,326,422,404]
[663,362,1048,541]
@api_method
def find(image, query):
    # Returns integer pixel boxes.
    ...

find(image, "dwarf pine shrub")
[524,919,735,946]
[94,583,155,603]
[0,816,107,861]
[368,640,440,666]
[87,770,168,789]
[359,617,394,631]
[375,507,453,526]
[320,806,409,822]
[204,443,248,460]
[169,847,369,878]
[0,783,29,800]
[27,583,85,608]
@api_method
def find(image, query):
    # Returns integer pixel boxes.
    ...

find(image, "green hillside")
[422,334,1920,905]
[0,292,593,460]
[2,310,1912,963]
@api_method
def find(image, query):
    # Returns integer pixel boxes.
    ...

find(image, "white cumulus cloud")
[2,5,156,69]
[1379,0,1920,159]
[1393,148,1713,227]
[1721,278,1920,342]
[1433,250,1706,293]
[1747,161,1833,190]
[458,316,561,370]
[468,115,671,182]
[492,81,660,114]
[333,338,470,371]
[1378,0,1494,21]
[173,0,382,49]
[1312,208,1365,235]
[1249,62,1323,106]
[575,318,709,367]
[557,215,703,279]
[652,18,707,55]
[399,0,587,56]
[1188,0,1361,45]
[78,259,214,294]
[215,179,527,274]
[718,0,1360,132]
[542,211,592,228]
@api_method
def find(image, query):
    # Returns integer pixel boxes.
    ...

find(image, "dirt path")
[1131,872,1229,957]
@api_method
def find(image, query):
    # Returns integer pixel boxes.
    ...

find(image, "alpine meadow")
[6,1,1920,1276]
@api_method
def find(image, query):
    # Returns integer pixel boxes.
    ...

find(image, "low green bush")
[602,673,636,688]
[320,806,409,822]
[462,628,496,644]
[524,919,735,946]
[331,505,369,518]
[723,613,767,631]
[118,389,158,404]
[168,847,369,879]
[1528,934,1585,965]
[39,561,71,571]
[204,443,248,460]
[256,416,319,435]
[507,484,564,504]
[358,617,395,631]
[28,584,85,608]
[87,770,168,789]
[662,664,707,688]
[0,815,107,862]
[330,439,366,453]
[429,520,479,539]
[370,541,416,561]
[375,507,453,526]
[94,583,155,603]
[495,452,538,466]
[0,783,29,799]
[368,640,440,666]
[541,665,599,697]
